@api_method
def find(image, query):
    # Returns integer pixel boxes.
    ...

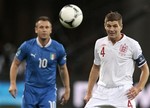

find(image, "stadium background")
[0,0,150,108]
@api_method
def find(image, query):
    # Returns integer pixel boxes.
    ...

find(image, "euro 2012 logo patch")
[63,55,67,61]
[50,53,56,60]
[16,49,21,56]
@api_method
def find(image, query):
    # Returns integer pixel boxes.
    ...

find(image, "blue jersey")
[16,38,67,87]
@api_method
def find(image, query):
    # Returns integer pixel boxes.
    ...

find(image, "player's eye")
[106,25,111,28]
[113,25,118,28]
[39,26,44,29]
[45,26,50,29]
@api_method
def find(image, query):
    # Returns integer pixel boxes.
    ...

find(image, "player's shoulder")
[51,39,63,47]
[52,39,62,46]
[123,35,142,50]
[26,38,36,44]
[19,38,36,48]
[51,39,65,52]
[21,38,36,46]
[95,36,108,44]
[124,35,139,44]
[97,36,107,41]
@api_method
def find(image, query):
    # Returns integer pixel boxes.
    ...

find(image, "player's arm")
[58,64,70,105]
[127,63,149,100]
[136,63,149,91]
[9,57,21,98]
[84,64,100,103]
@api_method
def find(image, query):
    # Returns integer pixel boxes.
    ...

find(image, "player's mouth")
[41,33,48,37]
[108,33,116,37]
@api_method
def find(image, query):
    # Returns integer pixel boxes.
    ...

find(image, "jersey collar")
[117,34,126,43]
[107,33,127,44]
[36,37,52,47]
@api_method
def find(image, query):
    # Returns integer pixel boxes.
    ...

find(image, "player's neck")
[38,37,50,47]
[109,34,123,44]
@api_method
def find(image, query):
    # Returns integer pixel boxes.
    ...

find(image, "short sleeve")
[94,40,101,65]
[16,41,27,61]
[132,41,146,67]
[132,41,142,60]
[57,44,67,66]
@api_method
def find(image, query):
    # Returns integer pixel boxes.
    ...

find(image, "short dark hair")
[36,16,50,22]
[104,11,122,23]
[35,16,52,27]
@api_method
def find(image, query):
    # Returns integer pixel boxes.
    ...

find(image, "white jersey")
[94,34,146,87]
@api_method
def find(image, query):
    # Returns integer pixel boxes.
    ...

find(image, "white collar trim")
[36,37,52,47]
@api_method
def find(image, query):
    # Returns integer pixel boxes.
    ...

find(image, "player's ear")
[35,27,38,33]
[119,20,123,29]
[104,22,107,29]
[104,21,106,26]
[120,24,123,30]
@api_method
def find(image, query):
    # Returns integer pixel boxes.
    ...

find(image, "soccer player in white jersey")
[84,11,149,108]
[9,16,70,108]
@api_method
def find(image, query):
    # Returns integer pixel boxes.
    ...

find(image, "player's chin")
[40,37,46,41]
[108,33,115,37]
[40,36,49,40]
[109,33,118,38]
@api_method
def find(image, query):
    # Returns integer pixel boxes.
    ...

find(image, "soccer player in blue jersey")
[9,16,70,108]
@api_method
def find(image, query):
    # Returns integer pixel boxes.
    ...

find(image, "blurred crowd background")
[0,0,150,108]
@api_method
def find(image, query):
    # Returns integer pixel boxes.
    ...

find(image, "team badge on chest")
[119,44,128,56]
[50,53,56,60]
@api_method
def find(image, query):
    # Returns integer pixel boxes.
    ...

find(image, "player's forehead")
[106,21,119,25]
[105,21,122,26]
[36,20,51,27]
